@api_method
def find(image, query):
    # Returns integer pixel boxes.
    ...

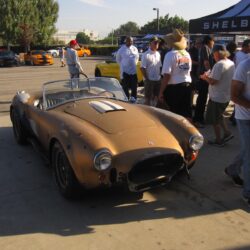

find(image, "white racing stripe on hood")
[89,100,125,113]
[100,100,126,111]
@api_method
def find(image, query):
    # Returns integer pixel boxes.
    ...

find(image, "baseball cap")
[212,44,226,53]
[69,39,78,46]
[150,36,159,43]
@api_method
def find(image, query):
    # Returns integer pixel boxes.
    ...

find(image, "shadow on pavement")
[0,125,249,238]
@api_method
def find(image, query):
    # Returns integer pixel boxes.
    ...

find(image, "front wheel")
[95,68,101,77]
[11,109,28,145]
[52,142,81,199]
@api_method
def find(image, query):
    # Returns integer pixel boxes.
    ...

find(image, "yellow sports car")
[10,77,203,199]
[95,60,144,85]
[76,47,91,57]
[24,50,54,65]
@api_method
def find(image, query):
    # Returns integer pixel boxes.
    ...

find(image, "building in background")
[54,29,99,44]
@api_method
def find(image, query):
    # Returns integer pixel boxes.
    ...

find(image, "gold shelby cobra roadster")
[10,77,203,198]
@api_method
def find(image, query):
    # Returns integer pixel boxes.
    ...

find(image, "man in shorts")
[201,44,235,146]
[140,36,162,106]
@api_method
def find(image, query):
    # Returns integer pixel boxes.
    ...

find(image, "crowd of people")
[115,32,250,207]
[62,34,250,207]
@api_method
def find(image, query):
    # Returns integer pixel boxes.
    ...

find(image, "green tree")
[0,0,59,51]
[140,14,188,34]
[113,21,140,36]
[76,32,91,44]
[34,0,59,46]
[0,0,23,49]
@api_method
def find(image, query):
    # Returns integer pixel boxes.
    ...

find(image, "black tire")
[95,68,101,77]
[11,109,28,145]
[52,52,57,57]
[52,142,81,199]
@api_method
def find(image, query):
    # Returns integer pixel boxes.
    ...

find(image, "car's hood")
[63,99,157,134]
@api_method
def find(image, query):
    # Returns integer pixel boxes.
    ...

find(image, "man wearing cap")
[65,39,84,79]
[200,44,235,146]
[158,29,192,119]
[116,36,139,101]
[140,36,162,106]
[234,39,250,67]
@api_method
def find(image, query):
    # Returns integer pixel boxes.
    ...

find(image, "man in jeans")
[227,57,250,207]
[140,36,162,106]
[65,40,84,79]
[116,36,139,102]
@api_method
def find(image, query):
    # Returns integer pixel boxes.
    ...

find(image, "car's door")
[101,62,120,79]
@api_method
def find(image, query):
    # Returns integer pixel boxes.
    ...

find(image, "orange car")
[76,47,91,57]
[24,50,54,65]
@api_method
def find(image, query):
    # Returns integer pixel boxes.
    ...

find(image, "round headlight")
[189,135,204,151]
[94,149,112,171]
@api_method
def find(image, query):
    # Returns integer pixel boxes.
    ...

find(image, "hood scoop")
[89,100,126,113]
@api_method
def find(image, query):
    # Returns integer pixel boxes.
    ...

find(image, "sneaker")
[129,97,137,103]
[208,139,225,147]
[223,133,234,142]
[224,167,243,187]
[242,196,250,208]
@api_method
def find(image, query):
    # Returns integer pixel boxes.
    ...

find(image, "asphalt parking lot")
[0,57,250,250]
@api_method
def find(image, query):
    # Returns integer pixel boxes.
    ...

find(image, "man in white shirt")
[228,57,250,207]
[116,36,139,101]
[140,36,162,106]
[158,29,192,119]
[65,39,84,79]
[201,44,235,147]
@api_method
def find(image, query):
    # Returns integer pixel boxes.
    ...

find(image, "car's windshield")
[43,77,128,109]
[0,51,14,57]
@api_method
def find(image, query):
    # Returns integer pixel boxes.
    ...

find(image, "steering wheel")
[98,90,116,98]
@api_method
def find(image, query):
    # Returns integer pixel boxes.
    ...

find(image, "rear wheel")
[95,68,101,77]
[11,109,28,145]
[52,142,81,199]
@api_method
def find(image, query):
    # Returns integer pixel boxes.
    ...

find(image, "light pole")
[111,29,114,46]
[153,8,160,32]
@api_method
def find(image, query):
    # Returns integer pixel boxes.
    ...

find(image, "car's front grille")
[128,153,183,185]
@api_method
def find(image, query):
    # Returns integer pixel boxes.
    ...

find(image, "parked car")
[10,77,203,198]
[95,60,144,85]
[24,50,54,65]
[0,50,20,67]
[76,47,91,57]
[47,49,59,57]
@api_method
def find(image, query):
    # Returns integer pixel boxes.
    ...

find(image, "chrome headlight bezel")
[189,134,204,151]
[94,149,112,171]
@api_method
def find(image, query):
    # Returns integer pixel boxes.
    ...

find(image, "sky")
[56,0,240,38]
